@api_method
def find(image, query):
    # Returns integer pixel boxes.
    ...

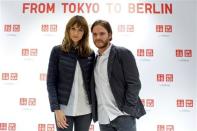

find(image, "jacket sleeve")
[118,48,141,112]
[47,46,60,112]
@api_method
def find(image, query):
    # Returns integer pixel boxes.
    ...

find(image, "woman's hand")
[54,110,69,129]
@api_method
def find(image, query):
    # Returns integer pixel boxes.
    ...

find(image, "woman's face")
[69,24,84,45]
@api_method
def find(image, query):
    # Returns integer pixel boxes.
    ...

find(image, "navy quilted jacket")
[47,45,95,112]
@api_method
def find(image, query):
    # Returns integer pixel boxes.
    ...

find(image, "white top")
[60,61,91,116]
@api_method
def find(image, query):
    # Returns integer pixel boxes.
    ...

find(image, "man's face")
[92,25,111,50]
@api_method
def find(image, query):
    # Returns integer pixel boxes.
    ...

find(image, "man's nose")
[95,34,101,39]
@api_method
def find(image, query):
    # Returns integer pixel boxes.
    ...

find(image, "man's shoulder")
[112,45,131,53]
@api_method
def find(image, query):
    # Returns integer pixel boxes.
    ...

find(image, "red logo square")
[165,25,172,32]
[8,123,16,131]
[146,99,154,107]
[2,73,9,80]
[157,74,165,82]
[137,49,144,56]
[146,49,153,56]
[156,25,163,32]
[176,49,183,57]
[177,99,184,107]
[166,74,173,82]
[4,25,12,32]
[13,24,20,32]
[184,50,192,57]
[185,99,193,107]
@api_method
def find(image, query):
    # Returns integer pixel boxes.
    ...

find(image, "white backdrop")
[0,0,196,131]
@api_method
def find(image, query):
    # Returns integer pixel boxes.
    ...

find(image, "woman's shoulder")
[50,45,63,54]
[52,44,61,50]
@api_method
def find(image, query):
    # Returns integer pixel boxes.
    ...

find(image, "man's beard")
[94,39,109,49]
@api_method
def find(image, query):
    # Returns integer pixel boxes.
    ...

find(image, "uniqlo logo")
[20,98,36,106]
[185,99,193,107]
[176,49,183,57]
[157,74,173,82]
[4,25,12,32]
[157,74,165,82]
[176,49,192,57]
[20,98,28,105]
[118,24,134,32]
[137,49,154,57]
[156,25,172,32]
[89,124,94,131]
[177,99,193,108]
[157,125,174,131]
[184,50,192,57]
[28,98,36,106]
[2,73,18,80]
[166,125,174,131]
[38,124,54,131]
[41,25,49,32]
[47,124,54,131]
[146,49,153,56]
[4,24,20,32]
[41,24,57,32]
[30,48,38,56]
[40,73,47,81]
[0,123,7,130]
[22,48,38,56]
[2,73,9,80]
[8,123,16,131]
[50,24,57,32]
[166,74,173,82]
[146,99,154,107]
[10,73,18,80]
[0,123,16,131]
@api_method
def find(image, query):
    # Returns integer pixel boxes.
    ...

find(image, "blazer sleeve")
[118,48,141,109]
[46,46,60,112]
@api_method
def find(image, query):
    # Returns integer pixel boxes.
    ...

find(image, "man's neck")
[98,43,111,55]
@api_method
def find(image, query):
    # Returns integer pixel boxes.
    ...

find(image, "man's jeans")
[99,115,136,131]
[56,113,92,131]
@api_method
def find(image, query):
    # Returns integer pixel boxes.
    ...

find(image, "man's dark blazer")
[91,44,146,122]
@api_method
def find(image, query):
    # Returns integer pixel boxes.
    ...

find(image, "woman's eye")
[79,29,84,32]
[71,27,75,30]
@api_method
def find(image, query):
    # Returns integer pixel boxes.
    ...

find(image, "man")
[90,20,146,131]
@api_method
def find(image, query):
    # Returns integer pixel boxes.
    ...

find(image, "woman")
[47,15,95,131]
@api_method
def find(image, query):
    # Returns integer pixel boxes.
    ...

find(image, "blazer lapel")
[107,45,116,80]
